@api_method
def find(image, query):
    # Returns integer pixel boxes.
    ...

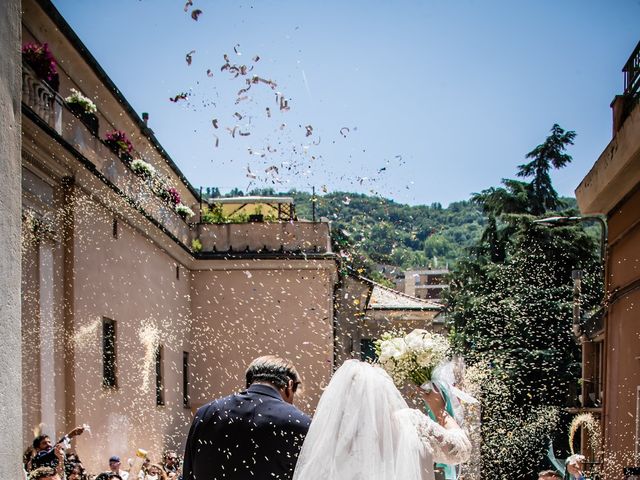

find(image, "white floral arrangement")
[131,158,156,178]
[175,203,195,219]
[65,88,97,114]
[376,329,450,388]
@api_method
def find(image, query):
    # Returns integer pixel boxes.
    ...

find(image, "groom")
[182,355,311,480]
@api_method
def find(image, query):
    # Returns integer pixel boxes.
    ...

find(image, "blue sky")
[51,0,639,206]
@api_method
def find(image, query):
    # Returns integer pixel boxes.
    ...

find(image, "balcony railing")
[612,41,640,134]
[22,64,63,134]
[22,62,192,247]
[623,40,640,100]
[196,221,332,254]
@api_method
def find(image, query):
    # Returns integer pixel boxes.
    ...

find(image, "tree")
[517,124,576,215]
[226,188,244,197]
[446,124,600,478]
[447,219,600,478]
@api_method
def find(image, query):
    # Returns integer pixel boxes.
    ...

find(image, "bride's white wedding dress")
[292,360,471,480]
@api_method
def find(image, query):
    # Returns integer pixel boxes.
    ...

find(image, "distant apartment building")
[20,0,337,471]
[575,40,640,478]
[396,268,449,301]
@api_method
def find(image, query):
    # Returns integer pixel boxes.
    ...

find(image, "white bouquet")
[375,329,450,390]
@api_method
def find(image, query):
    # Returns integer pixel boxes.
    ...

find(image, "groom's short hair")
[246,355,302,391]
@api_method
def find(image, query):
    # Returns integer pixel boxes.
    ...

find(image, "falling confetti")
[186,50,195,66]
[191,9,202,20]
[169,92,189,102]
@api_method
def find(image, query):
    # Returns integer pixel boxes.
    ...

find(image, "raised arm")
[412,386,472,465]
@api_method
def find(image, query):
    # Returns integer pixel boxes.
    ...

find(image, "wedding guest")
[161,451,180,478]
[108,455,129,480]
[23,446,36,473]
[28,466,60,480]
[141,464,168,480]
[564,454,586,480]
[31,426,86,470]
[539,470,562,480]
[95,473,123,480]
[29,444,65,480]
[68,463,89,480]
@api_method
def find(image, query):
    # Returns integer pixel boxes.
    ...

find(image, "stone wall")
[0,0,23,478]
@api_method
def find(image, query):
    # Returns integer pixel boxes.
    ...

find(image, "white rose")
[416,350,434,368]
[405,329,430,350]
[380,338,406,360]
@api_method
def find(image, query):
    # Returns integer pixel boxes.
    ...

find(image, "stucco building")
[575,40,640,477]
[20,0,337,472]
[334,274,442,364]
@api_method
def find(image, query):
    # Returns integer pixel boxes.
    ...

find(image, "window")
[112,217,118,239]
[585,341,604,407]
[176,265,180,280]
[183,351,190,408]
[102,318,117,388]
[155,345,165,406]
[636,386,640,463]
[360,339,377,362]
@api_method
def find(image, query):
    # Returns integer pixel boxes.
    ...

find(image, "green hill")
[202,187,579,272]
[205,187,489,269]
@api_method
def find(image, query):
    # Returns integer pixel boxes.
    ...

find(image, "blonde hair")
[245,355,302,392]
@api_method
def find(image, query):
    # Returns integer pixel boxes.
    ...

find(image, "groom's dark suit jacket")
[182,383,311,480]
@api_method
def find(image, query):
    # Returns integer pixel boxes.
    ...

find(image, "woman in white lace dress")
[292,360,471,480]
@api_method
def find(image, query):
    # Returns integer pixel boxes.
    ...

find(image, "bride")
[293,359,471,480]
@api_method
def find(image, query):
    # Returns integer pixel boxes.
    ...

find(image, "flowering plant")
[165,187,181,206]
[175,203,194,220]
[375,329,450,388]
[104,130,133,161]
[22,42,59,90]
[130,158,156,178]
[65,88,97,114]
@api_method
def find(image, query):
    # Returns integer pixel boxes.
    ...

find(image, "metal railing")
[623,40,640,114]
[624,41,640,97]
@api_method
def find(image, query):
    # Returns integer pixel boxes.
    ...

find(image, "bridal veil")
[292,360,427,480]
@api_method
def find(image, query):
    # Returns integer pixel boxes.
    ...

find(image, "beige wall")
[20,170,338,473]
[19,1,339,475]
[70,189,193,468]
[576,93,640,475]
[602,290,640,475]
[190,262,336,414]
[601,184,640,476]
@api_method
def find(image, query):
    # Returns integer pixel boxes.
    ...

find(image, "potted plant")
[160,186,181,207]
[22,42,59,91]
[130,158,156,179]
[65,88,99,135]
[104,130,134,163]
[175,203,195,221]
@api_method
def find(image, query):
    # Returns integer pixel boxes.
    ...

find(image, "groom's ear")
[282,379,295,403]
